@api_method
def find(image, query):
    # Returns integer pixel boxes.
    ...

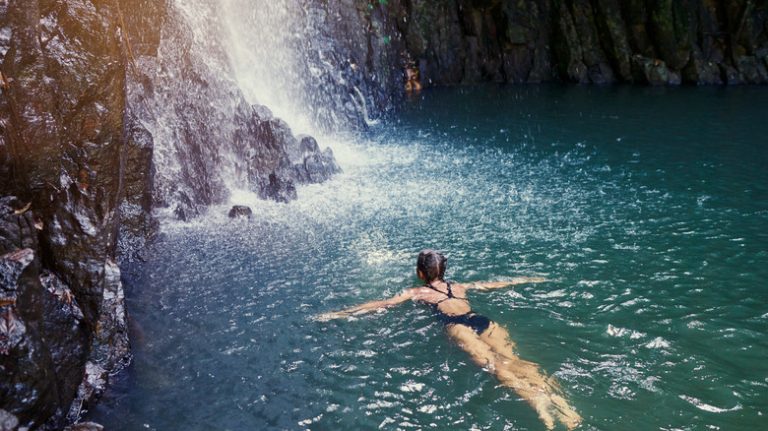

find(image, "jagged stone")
[592,0,632,81]
[0,0,133,427]
[683,46,723,85]
[0,197,89,430]
[554,2,589,83]
[118,117,157,261]
[337,0,768,87]
[648,0,691,70]
[173,192,201,222]
[256,173,298,204]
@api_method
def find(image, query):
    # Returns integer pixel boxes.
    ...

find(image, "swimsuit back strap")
[427,280,468,302]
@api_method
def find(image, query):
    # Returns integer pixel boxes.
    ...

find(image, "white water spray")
[136,0,366,214]
[219,0,314,133]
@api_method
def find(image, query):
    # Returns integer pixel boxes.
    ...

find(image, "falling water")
[133,0,371,216]
[219,0,311,132]
[219,0,385,132]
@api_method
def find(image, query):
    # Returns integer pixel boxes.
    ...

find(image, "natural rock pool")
[90,85,767,430]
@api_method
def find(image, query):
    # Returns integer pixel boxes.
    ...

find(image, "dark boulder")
[228,205,253,218]
[631,55,680,86]
[173,192,201,222]
[236,109,341,205]
[294,136,342,184]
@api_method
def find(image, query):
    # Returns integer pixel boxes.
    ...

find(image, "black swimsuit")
[426,281,491,335]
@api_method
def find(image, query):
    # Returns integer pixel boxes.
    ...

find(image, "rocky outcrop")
[0,0,340,428]
[328,0,768,89]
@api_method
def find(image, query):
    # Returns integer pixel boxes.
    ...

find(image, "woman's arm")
[461,276,548,291]
[315,290,415,321]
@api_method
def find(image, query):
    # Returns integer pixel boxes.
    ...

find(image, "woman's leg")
[478,322,516,358]
[446,324,557,429]
[482,323,582,429]
[447,323,581,430]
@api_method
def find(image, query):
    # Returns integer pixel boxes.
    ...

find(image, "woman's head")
[416,249,447,282]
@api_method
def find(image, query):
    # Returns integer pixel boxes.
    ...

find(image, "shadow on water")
[90,85,768,430]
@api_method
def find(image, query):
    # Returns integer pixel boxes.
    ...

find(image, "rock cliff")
[314,0,768,94]
[1,2,131,428]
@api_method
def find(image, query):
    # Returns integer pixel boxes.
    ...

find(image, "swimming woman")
[318,249,581,430]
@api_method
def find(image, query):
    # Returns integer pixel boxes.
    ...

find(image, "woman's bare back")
[409,280,472,316]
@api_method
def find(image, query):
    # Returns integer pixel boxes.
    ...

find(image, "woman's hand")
[314,290,415,322]
[466,277,550,290]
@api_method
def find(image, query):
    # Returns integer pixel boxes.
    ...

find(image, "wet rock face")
[0,1,132,428]
[328,0,768,88]
[0,197,90,430]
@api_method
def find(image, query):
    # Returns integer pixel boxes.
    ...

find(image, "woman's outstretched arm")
[461,276,549,291]
[315,290,415,321]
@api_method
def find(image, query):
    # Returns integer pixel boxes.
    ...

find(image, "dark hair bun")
[417,249,447,282]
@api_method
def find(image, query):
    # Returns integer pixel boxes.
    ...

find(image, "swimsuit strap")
[426,280,468,302]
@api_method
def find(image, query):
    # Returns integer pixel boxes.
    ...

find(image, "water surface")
[92,85,768,430]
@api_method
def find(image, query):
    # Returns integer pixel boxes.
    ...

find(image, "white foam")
[645,337,671,349]
[679,395,743,413]
[606,324,627,337]
[399,381,425,393]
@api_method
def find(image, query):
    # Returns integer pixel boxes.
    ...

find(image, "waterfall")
[218,0,388,132]
[129,0,367,219]
[219,0,312,133]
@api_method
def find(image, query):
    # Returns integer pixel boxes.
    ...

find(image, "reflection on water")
[91,85,768,430]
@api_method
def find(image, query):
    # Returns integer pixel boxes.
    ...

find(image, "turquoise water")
[91,85,768,430]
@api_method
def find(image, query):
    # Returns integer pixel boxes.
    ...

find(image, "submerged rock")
[228,205,253,218]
